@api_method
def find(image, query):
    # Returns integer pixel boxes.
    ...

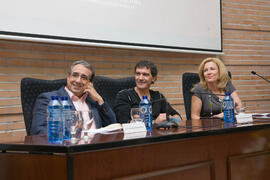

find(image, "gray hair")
[69,60,95,82]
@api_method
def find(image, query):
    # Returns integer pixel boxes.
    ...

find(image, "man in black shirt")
[114,60,181,124]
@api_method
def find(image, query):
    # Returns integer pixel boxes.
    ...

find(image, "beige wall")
[0,0,269,142]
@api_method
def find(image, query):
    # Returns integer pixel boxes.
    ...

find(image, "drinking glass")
[65,111,82,143]
[78,110,95,140]
[130,108,143,123]
[236,102,246,114]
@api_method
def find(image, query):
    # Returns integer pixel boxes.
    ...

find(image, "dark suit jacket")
[30,87,116,135]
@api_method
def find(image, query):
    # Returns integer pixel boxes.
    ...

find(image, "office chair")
[21,76,135,135]
[182,72,231,120]
[21,78,67,135]
[182,73,200,120]
[93,76,136,109]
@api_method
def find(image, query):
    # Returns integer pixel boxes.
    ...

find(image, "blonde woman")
[191,57,242,120]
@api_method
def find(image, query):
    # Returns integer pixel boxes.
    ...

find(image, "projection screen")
[0,0,222,54]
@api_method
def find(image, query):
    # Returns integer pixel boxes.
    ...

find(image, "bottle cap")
[225,92,230,96]
[51,96,59,100]
[61,96,68,100]
[142,96,148,99]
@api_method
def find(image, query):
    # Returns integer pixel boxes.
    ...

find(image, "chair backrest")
[21,76,136,135]
[93,76,136,109]
[182,72,231,120]
[21,78,67,135]
[182,73,200,120]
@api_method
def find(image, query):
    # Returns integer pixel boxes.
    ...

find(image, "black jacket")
[113,88,179,123]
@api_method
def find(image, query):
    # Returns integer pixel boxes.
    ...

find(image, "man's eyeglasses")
[71,72,89,82]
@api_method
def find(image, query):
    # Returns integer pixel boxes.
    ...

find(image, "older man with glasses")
[30,60,116,135]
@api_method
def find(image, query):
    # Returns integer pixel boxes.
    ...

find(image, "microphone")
[150,97,167,104]
[251,71,270,83]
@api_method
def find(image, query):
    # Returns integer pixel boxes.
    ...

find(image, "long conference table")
[0,117,270,180]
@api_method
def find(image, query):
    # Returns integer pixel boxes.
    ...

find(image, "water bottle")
[61,96,72,140]
[139,96,152,131]
[223,92,235,123]
[48,96,63,143]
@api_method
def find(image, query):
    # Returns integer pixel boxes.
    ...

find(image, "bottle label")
[140,106,147,114]
[139,104,152,131]
[47,98,64,143]
[223,98,235,122]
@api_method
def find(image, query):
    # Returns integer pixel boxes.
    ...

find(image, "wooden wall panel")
[0,153,67,180]
[229,151,270,180]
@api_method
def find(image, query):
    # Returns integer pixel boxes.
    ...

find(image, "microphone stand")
[163,98,170,122]
[153,97,181,129]
[162,97,183,122]
[151,97,169,121]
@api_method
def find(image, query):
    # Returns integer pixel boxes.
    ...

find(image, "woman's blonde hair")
[198,57,231,91]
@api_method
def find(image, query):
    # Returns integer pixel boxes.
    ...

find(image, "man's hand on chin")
[84,82,104,105]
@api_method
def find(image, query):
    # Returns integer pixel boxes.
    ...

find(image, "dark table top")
[1,117,270,154]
